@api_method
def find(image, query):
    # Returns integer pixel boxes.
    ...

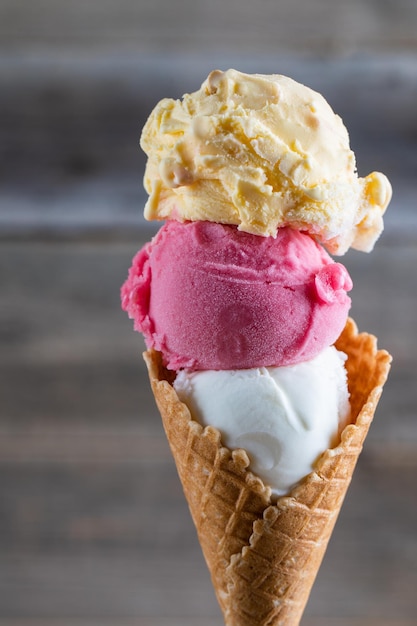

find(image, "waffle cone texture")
[144,318,391,626]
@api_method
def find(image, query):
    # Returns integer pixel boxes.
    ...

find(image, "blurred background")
[1,1,416,625]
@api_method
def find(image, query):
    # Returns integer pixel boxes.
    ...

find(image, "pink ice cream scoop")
[121,220,352,371]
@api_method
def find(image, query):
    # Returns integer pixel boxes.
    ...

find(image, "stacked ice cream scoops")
[121,70,392,626]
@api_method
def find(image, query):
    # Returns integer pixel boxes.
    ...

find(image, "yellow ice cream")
[141,69,391,255]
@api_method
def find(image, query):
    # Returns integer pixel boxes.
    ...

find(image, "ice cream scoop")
[174,345,350,497]
[121,220,352,371]
[141,69,392,254]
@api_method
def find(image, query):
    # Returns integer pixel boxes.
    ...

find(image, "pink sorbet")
[121,221,352,371]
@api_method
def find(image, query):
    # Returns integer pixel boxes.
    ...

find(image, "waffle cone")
[143,318,391,626]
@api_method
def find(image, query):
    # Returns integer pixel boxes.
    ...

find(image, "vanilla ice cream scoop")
[141,69,391,254]
[174,346,350,497]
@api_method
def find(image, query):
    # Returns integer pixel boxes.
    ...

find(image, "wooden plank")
[2,239,416,367]
[1,0,416,53]
[0,621,415,626]
[0,456,416,618]
[1,55,416,238]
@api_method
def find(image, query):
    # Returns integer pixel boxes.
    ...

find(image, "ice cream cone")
[143,317,391,626]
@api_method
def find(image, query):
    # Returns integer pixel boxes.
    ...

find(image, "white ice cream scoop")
[174,346,350,497]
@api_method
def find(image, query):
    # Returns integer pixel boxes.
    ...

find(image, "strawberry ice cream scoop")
[121,221,352,371]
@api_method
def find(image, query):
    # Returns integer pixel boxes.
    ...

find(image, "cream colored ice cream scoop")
[141,69,391,254]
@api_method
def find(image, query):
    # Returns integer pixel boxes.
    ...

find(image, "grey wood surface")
[2,236,417,625]
[1,0,417,620]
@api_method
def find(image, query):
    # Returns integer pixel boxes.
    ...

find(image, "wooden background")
[1,1,417,624]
